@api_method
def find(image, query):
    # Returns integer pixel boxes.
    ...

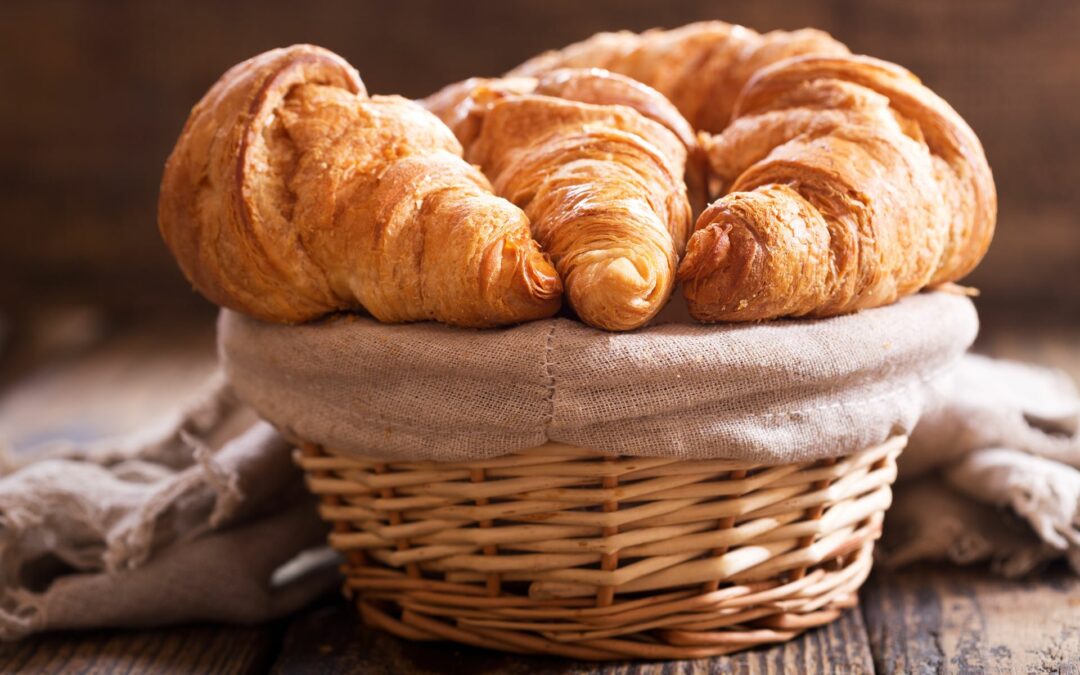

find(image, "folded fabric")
[220,292,977,463]
[881,355,1080,575]
[0,375,339,640]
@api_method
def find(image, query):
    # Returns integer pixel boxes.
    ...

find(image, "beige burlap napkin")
[0,374,339,640]
[2,292,1077,639]
[880,354,1080,576]
[219,293,978,463]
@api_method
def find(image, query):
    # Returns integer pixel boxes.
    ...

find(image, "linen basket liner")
[218,292,978,463]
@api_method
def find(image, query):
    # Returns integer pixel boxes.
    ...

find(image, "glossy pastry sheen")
[159,45,561,327]
[679,55,997,321]
[425,70,692,330]
[424,68,708,216]
[508,21,849,133]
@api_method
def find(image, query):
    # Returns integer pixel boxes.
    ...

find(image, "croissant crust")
[425,69,693,330]
[508,21,850,133]
[680,55,996,321]
[161,30,997,331]
[159,45,561,327]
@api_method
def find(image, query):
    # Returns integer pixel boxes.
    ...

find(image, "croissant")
[508,21,849,133]
[679,55,997,321]
[159,45,561,327]
[424,69,692,330]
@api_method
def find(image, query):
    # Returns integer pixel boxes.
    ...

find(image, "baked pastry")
[508,21,849,133]
[425,69,696,153]
[679,55,997,321]
[160,27,996,331]
[159,45,561,327]
[424,70,692,330]
[424,68,707,213]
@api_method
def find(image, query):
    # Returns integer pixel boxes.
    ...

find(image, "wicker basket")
[294,434,904,660]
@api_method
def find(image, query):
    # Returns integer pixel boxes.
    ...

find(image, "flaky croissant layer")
[425,69,693,330]
[160,28,996,331]
[508,21,850,133]
[159,45,561,328]
[680,55,996,322]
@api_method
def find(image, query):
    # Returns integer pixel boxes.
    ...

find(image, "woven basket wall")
[295,435,904,660]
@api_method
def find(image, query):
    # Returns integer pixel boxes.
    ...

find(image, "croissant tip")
[564,255,673,331]
[530,265,565,301]
[678,221,732,282]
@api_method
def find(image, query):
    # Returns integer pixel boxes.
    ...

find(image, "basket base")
[349,542,872,660]
[295,437,903,660]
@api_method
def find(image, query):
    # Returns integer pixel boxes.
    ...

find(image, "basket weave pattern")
[296,435,904,660]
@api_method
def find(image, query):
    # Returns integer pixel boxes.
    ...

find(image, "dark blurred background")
[1,0,1078,322]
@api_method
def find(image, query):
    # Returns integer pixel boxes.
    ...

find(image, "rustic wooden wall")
[2,0,1077,315]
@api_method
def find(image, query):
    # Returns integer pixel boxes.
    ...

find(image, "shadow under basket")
[294,435,905,661]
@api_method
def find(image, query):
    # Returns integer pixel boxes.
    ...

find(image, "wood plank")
[861,564,1080,674]
[0,310,217,452]
[270,597,874,674]
[861,317,1080,673]
[0,302,1074,673]
[0,312,263,673]
[4,0,1080,313]
[976,310,1080,382]
[0,624,278,675]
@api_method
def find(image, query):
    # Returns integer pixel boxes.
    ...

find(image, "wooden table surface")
[0,305,1078,674]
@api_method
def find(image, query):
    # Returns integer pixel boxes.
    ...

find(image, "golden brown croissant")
[508,21,849,133]
[424,70,692,330]
[679,55,997,321]
[424,67,708,214]
[159,45,561,327]
[424,69,696,152]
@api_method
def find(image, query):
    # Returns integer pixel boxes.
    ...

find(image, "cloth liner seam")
[542,321,557,434]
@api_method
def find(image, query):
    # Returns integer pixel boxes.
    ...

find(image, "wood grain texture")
[862,565,1080,674]
[976,309,1080,382]
[863,317,1080,675]
[1,0,1078,312]
[0,311,216,452]
[270,597,874,674]
[831,0,1080,308]
[0,624,277,675]
[0,310,1076,672]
